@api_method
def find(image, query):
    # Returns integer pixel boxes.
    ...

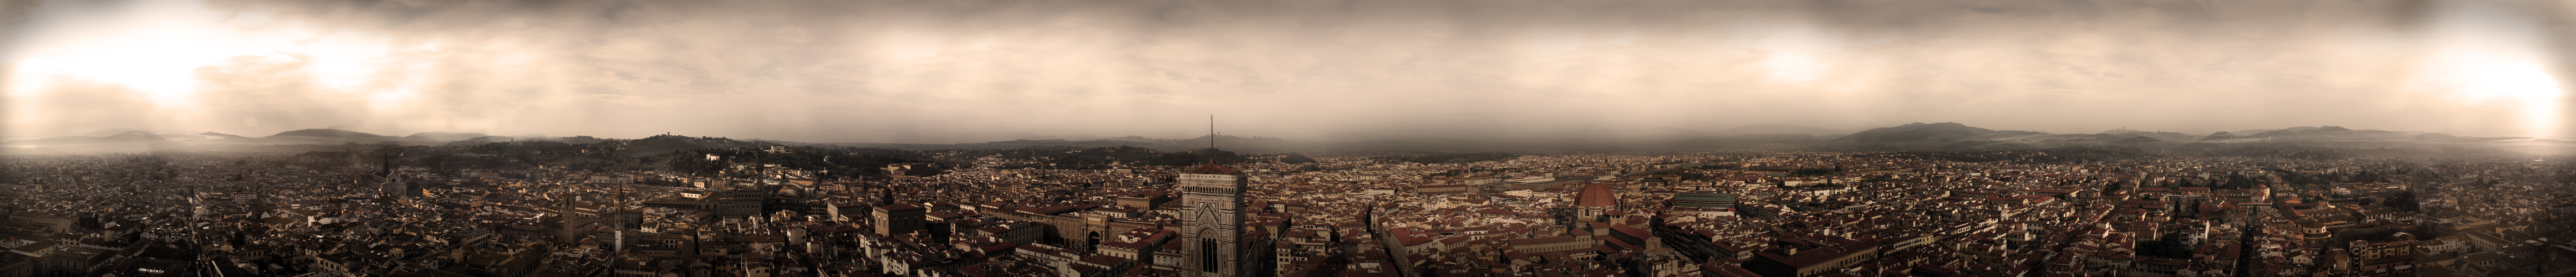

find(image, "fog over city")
[4,0,2574,143]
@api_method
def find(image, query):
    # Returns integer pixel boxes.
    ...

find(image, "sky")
[2,0,2573,143]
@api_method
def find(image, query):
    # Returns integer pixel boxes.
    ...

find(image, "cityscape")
[0,122,2568,276]
[7,0,2576,276]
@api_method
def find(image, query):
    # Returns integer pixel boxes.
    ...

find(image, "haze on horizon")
[4,0,2574,144]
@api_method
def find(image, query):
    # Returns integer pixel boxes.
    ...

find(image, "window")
[1202,239,1219,272]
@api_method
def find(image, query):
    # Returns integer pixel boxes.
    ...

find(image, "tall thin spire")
[1209,115,1216,149]
[1208,115,1217,164]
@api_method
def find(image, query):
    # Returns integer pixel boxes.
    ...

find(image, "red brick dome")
[1576,183,1616,208]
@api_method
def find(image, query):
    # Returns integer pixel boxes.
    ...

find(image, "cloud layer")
[4,0,2572,142]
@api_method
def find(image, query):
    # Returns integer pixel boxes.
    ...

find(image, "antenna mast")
[1207,115,1216,164]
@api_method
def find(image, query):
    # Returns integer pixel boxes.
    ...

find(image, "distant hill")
[439,136,516,146]
[2194,126,2431,143]
[1833,122,2012,143]
[1713,124,1842,136]
[262,129,405,144]
[267,129,394,139]
[199,132,253,140]
[626,135,781,153]
[5,131,184,153]
[1821,122,2049,151]
[2228,129,2285,136]
[828,139,1164,152]
[1654,127,1709,136]
[824,135,1325,154]
[26,131,171,144]
[2247,126,2407,138]
[2203,131,2237,140]
[1815,122,2449,152]
[406,132,491,141]
[99,131,168,141]
[1322,138,1525,152]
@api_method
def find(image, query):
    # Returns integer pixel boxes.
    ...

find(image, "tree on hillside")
[1282,153,1318,164]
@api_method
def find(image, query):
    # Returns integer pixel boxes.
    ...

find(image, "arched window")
[1201,238,1219,272]
[1197,228,1221,273]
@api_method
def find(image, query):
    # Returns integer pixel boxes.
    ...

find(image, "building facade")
[874,204,925,235]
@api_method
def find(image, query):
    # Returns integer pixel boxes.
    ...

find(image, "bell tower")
[1179,116,1246,276]
[1178,163,1245,276]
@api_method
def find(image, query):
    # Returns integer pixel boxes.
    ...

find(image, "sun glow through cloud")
[2417,1,2565,139]
[6,0,399,136]
[2427,52,2563,138]
[4,0,2572,142]
[1747,22,1836,86]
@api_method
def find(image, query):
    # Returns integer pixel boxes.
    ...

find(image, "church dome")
[1576,182,1616,208]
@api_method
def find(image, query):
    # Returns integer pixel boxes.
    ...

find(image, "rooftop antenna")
[1208,115,1217,164]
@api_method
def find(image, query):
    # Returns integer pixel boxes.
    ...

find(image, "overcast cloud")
[4,0,2573,143]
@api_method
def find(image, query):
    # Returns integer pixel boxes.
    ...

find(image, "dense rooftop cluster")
[0,148,2567,277]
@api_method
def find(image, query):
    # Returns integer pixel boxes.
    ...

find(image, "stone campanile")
[1178,161,1246,276]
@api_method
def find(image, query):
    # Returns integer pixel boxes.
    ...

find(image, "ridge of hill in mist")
[1,122,2562,157]
[1714,123,1844,136]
